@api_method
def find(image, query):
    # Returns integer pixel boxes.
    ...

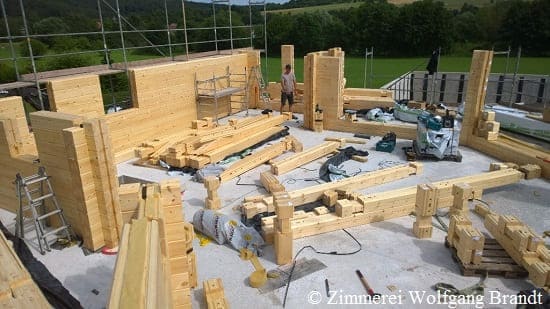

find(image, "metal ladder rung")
[42,226,69,239]
[23,175,48,185]
[30,193,53,203]
[37,209,62,221]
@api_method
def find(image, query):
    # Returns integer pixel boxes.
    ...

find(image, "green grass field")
[263,56,550,88]
[266,0,496,14]
[267,2,363,14]
[3,43,550,89]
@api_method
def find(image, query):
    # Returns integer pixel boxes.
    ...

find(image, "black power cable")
[282,229,362,307]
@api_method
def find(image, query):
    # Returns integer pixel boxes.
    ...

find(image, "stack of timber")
[476,111,500,141]
[273,192,293,265]
[203,278,229,309]
[0,231,50,308]
[119,183,142,224]
[270,140,339,176]
[134,113,290,169]
[109,180,196,308]
[0,97,38,214]
[204,176,221,210]
[260,171,285,193]
[412,184,437,239]
[260,168,524,241]
[342,88,394,110]
[449,183,474,217]
[242,163,422,219]
[484,213,550,289]
[446,215,485,266]
[219,136,301,182]
[302,48,417,139]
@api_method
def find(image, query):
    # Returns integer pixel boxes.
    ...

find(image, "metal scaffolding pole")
[181,0,190,60]
[18,0,44,110]
[263,1,268,81]
[429,47,441,105]
[228,0,234,52]
[102,0,166,57]
[115,0,129,76]
[363,47,373,88]
[97,0,116,111]
[508,46,522,106]
[97,0,110,68]
[212,1,219,53]
[164,0,174,60]
[248,2,253,48]
[1,0,20,80]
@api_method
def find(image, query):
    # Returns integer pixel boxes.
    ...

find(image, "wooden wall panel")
[47,74,104,118]
[0,97,38,213]
[106,53,252,155]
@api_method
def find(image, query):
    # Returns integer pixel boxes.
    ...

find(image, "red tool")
[536,156,550,163]
[355,270,381,298]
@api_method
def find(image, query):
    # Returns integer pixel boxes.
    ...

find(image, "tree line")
[266,0,550,57]
[1,0,548,83]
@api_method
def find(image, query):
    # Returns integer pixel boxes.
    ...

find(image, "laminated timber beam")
[324,119,417,140]
[0,231,50,308]
[242,163,422,219]
[270,141,340,175]
[219,137,296,183]
[261,168,524,240]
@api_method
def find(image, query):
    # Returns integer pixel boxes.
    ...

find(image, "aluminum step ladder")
[15,167,73,255]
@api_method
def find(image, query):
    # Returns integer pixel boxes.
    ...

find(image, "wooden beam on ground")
[484,213,549,288]
[0,231,50,308]
[260,171,285,193]
[324,119,417,140]
[242,163,422,219]
[261,168,524,240]
[270,141,340,175]
[219,137,293,182]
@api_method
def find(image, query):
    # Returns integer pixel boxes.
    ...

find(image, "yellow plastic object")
[239,248,267,288]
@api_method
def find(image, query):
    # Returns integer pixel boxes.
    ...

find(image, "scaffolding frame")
[0,0,269,112]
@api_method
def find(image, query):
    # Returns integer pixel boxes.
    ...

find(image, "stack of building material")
[413,184,437,239]
[160,179,197,307]
[118,183,142,224]
[242,163,422,219]
[219,136,301,182]
[109,180,196,308]
[476,111,500,141]
[204,176,221,210]
[447,214,485,265]
[342,88,394,110]
[134,113,290,169]
[260,171,285,193]
[259,168,524,242]
[203,278,229,309]
[273,192,293,265]
[449,183,474,217]
[484,213,549,289]
[0,231,50,308]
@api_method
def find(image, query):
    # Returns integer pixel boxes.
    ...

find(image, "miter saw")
[404,110,462,162]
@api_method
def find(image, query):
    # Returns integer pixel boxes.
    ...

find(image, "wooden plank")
[205,126,285,163]
[108,224,131,308]
[262,169,524,240]
[281,45,294,73]
[243,163,421,218]
[219,139,290,182]
[271,141,340,175]
[119,218,150,309]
